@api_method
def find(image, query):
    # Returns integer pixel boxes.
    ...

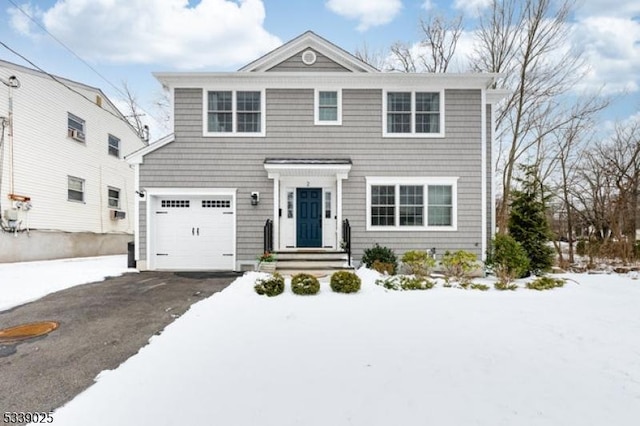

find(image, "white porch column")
[272,173,280,251]
[336,173,347,248]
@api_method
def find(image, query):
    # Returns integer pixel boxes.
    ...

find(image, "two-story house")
[0,60,146,263]
[127,31,506,271]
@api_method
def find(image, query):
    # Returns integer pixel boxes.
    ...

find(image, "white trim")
[382,90,445,138]
[202,89,266,137]
[238,31,378,73]
[301,49,317,65]
[264,163,351,177]
[125,133,174,165]
[490,102,497,240]
[145,187,237,271]
[365,177,459,232]
[314,89,342,126]
[134,163,140,261]
[272,175,280,250]
[481,90,487,261]
[154,72,502,91]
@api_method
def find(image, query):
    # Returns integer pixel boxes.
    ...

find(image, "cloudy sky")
[1,0,639,138]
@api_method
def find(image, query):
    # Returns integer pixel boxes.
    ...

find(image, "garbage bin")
[127,241,136,268]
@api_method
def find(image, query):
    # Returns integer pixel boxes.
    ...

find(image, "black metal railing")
[263,219,273,254]
[342,219,351,266]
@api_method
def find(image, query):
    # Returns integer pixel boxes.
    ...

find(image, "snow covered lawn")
[0,255,134,312]
[47,269,640,426]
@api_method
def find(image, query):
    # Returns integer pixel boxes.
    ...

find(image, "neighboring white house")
[0,60,146,262]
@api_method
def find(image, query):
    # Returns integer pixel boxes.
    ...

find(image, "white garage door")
[152,195,235,270]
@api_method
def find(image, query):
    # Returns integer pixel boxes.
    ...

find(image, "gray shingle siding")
[266,48,350,72]
[139,87,486,264]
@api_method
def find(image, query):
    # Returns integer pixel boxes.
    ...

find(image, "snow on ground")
[47,269,640,426]
[0,255,135,312]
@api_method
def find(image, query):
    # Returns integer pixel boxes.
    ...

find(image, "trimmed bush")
[254,273,285,297]
[375,275,435,290]
[291,273,320,295]
[330,271,361,293]
[526,276,566,291]
[372,260,395,275]
[362,244,397,275]
[401,250,436,276]
[441,250,479,283]
[494,281,518,291]
[492,234,529,287]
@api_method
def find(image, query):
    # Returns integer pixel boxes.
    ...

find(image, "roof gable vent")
[301,49,317,65]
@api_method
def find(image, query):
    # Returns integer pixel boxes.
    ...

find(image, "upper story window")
[108,187,120,209]
[366,177,457,231]
[383,90,444,137]
[108,134,120,157]
[315,89,342,125]
[68,176,85,202]
[67,113,86,142]
[205,90,265,136]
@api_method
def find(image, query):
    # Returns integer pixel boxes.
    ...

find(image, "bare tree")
[354,42,388,71]
[387,13,463,73]
[470,0,590,232]
[120,81,149,142]
[152,87,173,136]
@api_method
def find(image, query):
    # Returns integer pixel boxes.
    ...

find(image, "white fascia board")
[264,163,352,178]
[154,72,502,91]
[486,89,511,104]
[144,188,237,196]
[125,133,174,164]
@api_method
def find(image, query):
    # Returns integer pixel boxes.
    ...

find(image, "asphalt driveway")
[0,271,237,422]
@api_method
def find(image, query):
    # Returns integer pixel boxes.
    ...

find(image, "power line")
[0,40,142,134]
[6,0,128,100]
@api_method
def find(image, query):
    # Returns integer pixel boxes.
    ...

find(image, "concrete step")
[275,251,348,261]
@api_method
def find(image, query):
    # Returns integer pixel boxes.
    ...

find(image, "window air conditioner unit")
[110,210,126,220]
[68,128,85,142]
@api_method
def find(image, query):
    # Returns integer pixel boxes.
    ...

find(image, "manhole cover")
[0,321,59,343]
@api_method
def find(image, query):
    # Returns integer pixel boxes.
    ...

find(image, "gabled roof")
[125,133,174,164]
[238,31,378,73]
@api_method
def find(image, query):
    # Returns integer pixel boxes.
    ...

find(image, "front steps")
[274,251,354,278]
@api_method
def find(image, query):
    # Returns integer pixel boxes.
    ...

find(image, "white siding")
[0,62,145,234]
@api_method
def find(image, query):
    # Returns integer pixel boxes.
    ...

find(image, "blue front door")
[297,188,322,247]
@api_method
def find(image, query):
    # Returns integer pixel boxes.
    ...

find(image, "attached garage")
[146,189,236,270]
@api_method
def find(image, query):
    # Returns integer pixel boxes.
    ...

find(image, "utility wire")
[0,40,142,133]
[6,0,128,100]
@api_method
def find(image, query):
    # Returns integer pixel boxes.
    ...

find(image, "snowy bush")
[362,244,397,275]
[492,234,529,288]
[375,275,435,290]
[526,276,565,291]
[441,250,480,283]
[254,273,285,297]
[401,250,436,276]
[291,273,320,295]
[330,271,361,293]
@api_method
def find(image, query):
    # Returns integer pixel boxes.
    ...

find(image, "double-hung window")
[384,90,443,137]
[315,89,342,125]
[108,134,120,157]
[367,177,457,230]
[108,187,120,209]
[68,113,86,142]
[205,90,264,136]
[68,176,85,202]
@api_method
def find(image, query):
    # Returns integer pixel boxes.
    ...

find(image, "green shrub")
[441,250,479,283]
[372,260,395,275]
[291,273,320,295]
[494,281,518,291]
[576,239,587,256]
[254,273,285,297]
[492,234,529,286]
[330,271,361,293]
[375,275,435,290]
[362,244,397,274]
[401,250,436,276]
[526,276,566,291]
[470,283,490,291]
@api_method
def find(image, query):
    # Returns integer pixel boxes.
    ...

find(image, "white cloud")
[453,0,492,16]
[14,0,281,69]
[8,2,43,37]
[421,0,433,11]
[571,16,640,95]
[574,0,640,18]
[326,0,402,31]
